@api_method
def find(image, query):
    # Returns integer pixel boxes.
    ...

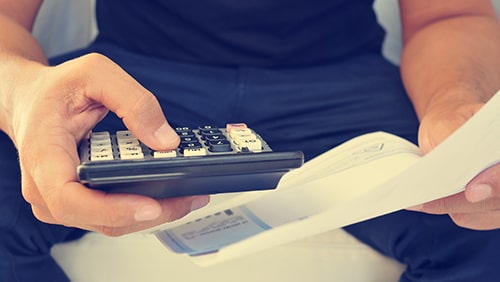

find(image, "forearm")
[401,14,500,120]
[0,8,47,141]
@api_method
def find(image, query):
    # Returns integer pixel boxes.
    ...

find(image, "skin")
[0,0,499,235]
[0,0,209,236]
[400,0,500,230]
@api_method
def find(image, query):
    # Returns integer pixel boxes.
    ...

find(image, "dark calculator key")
[208,140,232,152]
[178,131,195,138]
[200,129,222,138]
[198,125,216,130]
[180,141,202,150]
[181,137,197,143]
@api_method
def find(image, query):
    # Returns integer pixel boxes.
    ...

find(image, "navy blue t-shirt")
[95,0,385,67]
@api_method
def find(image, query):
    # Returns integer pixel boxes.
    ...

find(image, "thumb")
[465,164,500,203]
[417,117,456,154]
[418,102,484,154]
[119,96,180,151]
[79,53,179,150]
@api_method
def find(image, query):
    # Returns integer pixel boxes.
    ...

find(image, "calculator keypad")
[83,123,271,162]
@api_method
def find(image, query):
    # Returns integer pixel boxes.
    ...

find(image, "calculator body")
[77,124,304,198]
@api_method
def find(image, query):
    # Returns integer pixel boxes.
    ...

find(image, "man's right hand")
[6,53,209,236]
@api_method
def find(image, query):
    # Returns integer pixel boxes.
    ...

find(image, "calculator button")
[117,139,140,146]
[180,142,202,150]
[230,133,257,145]
[178,131,195,138]
[208,140,232,152]
[183,148,207,157]
[90,139,112,146]
[154,150,177,158]
[229,128,253,138]
[90,146,113,154]
[234,138,262,152]
[90,131,111,141]
[90,131,110,137]
[90,153,114,161]
[119,146,142,153]
[231,133,257,142]
[199,129,222,138]
[226,123,247,133]
[198,125,216,130]
[175,127,191,132]
[91,141,112,148]
[120,152,144,160]
[205,135,225,142]
[180,137,197,143]
[116,130,136,140]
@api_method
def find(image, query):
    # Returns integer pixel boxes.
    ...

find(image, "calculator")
[77,123,304,198]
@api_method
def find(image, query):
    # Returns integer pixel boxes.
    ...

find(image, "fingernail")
[154,122,179,148]
[468,184,493,203]
[191,196,210,211]
[135,205,161,221]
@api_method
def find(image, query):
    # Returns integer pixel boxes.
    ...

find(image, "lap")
[4,42,495,281]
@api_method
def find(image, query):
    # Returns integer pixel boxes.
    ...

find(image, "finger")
[417,113,462,154]
[49,165,209,234]
[417,103,483,154]
[157,195,211,222]
[56,183,162,227]
[60,53,179,150]
[408,191,500,214]
[449,211,500,230]
[38,142,209,231]
[25,134,152,229]
[22,118,205,235]
[465,163,500,203]
[407,192,467,214]
[417,121,455,154]
[59,185,209,236]
[89,195,211,237]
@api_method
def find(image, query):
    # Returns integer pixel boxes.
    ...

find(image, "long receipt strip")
[155,91,500,266]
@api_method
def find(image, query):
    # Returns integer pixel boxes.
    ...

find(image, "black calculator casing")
[77,127,304,198]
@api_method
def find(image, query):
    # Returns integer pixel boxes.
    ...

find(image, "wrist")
[0,57,47,145]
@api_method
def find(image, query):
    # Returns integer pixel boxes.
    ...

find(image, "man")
[1,0,499,281]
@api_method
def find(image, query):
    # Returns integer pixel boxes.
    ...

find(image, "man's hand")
[11,53,209,236]
[411,100,500,230]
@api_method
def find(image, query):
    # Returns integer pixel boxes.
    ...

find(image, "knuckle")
[52,53,110,96]
[71,53,118,82]
[130,90,159,115]
[78,52,112,69]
